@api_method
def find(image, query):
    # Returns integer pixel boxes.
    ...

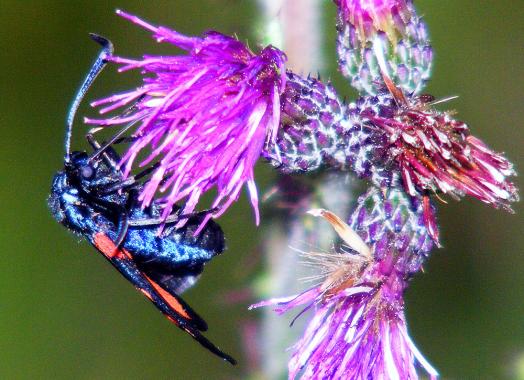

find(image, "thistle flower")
[86,10,287,229]
[334,0,432,95]
[334,0,413,42]
[348,82,519,214]
[255,278,437,380]
[252,199,437,379]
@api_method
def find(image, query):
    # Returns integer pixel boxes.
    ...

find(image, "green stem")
[255,4,353,378]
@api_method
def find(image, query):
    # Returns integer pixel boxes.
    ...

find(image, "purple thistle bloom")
[334,0,414,43]
[255,279,437,380]
[86,10,287,229]
[334,0,432,95]
[252,192,438,379]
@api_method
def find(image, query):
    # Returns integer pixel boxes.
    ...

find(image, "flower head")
[252,205,437,379]
[354,79,519,213]
[256,280,437,380]
[334,0,414,43]
[87,10,287,230]
[334,0,432,95]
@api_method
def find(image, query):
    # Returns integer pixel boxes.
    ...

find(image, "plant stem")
[255,2,355,378]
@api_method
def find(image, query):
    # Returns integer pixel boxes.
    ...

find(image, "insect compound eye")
[80,165,95,180]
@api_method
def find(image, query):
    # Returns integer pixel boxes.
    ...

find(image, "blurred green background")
[0,1,522,379]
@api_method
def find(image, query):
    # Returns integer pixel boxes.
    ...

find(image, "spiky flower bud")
[263,73,347,173]
[334,0,432,95]
[262,74,383,182]
[351,185,435,272]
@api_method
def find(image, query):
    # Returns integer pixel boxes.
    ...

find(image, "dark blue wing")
[90,231,236,365]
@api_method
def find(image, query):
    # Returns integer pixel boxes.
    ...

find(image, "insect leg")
[86,133,121,171]
[86,93,146,165]
[82,189,130,248]
[113,209,130,248]
[90,162,161,197]
[127,207,220,227]
[86,118,142,167]
[108,136,136,145]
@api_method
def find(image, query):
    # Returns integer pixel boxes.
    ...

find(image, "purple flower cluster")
[85,2,518,378]
[263,82,517,245]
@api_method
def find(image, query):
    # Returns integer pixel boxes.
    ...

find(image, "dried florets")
[354,80,519,213]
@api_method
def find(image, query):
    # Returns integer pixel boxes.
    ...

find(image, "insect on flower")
[86,10,288,232]
[48,34,236,365]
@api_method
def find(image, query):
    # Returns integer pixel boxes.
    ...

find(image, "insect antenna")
[87,118,141,164]
[65,33,114,162]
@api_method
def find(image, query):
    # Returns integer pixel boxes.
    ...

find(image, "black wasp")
[48,34,235,364]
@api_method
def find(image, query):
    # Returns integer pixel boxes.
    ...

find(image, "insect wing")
[91,232,236,365]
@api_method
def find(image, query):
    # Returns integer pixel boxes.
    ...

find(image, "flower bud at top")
[335,0,433,95]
